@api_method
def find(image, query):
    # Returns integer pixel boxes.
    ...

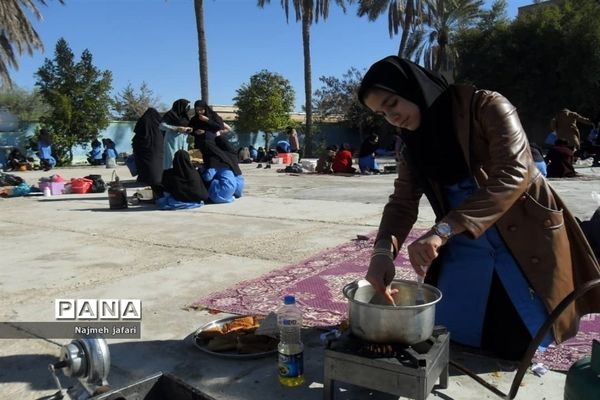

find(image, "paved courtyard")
[1,162,599,400]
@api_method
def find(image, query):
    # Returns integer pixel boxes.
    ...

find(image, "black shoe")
[256,163,263,168]
[264,164,271,169]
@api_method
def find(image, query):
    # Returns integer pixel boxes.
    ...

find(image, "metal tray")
[193,315,277,360]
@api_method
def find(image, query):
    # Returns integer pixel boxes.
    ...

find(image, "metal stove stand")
[323,327,449,400]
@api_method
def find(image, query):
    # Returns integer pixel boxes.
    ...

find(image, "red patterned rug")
[190,229,599,371]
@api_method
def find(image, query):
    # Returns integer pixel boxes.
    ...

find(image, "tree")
[0,0,64,88]
[233,70,295,150]
[356,0,425,56]
[404,0,484,72]
[313,67,387,138]
[455,0,600,142]
[112,82,161,121]
[0,86,51,124]
[258,0,348,157]
[35,38,113,165]
[194,0,209,103]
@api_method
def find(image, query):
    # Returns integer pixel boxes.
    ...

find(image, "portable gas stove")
[323,326,449,400]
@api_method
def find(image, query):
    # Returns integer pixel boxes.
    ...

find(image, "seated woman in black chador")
[196,133,244,203]
[160,150,208,203]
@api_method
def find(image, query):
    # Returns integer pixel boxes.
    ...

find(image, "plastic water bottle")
[277,295,304,387]
[43,186,51,197]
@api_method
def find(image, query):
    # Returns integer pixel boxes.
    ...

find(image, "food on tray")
[223,315,260,333]
[237,333,278,354]
[206,332,239,352]
[197,315,277,355]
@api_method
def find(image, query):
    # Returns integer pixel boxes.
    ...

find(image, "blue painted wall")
[0,121,360,166]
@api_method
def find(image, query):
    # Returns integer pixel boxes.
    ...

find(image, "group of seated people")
[538,125,600,178]
[4,128,56,172]
[131,100,244,209]
[87,138,119,167]
[316,133,384,175]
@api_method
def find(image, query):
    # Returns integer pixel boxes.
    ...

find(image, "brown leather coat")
[377,85,600,343]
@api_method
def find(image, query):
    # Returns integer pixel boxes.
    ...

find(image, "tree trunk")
[194,0,209,103]
[302,11,313,157]
[398,0,414,57]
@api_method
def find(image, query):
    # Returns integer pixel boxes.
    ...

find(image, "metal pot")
[343,279,442,345]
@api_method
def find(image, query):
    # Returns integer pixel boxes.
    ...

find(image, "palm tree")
[356,0,425,57]
[194,0,209,103]
[404,0,483,72]
[0,0,64,88]
[258,0,347,157]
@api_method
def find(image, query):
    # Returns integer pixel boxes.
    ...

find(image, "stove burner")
[323,327,449,400]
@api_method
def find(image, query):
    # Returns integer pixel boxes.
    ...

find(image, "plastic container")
[70,178,93,194]
[564,339,600,400]
[39,181,65,195]
[277,153,293,165]
[277,295,304,387]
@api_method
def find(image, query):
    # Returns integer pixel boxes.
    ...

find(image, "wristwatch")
[433,222,453,240]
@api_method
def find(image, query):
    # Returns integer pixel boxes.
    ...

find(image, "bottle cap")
[283,295,295,305]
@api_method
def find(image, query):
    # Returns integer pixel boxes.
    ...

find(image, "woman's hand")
[366,253,397,305]
[407,230,445,275]
[178,126,193,133]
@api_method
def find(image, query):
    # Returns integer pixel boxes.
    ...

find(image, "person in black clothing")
[189,100,229,148]
[5,148,27,171]
[196,132,244,203]
[358,133,381,174]
[545,139,577,177]
[132,108,164,188]
[161,150,208,203]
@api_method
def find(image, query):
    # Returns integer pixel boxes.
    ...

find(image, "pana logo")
[55,299,142,320]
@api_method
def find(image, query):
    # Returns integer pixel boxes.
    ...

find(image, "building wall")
[0,121,359,166]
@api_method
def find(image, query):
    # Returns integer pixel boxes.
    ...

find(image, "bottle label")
[278,351,303,378]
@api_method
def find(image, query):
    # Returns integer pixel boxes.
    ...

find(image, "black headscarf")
[132,108,164,186]
[161,99,190,126]
[197,134,242,176]
[189,100,225,149]
[192,100,225,128]
[358,56,469,185]
[161,150,208,203]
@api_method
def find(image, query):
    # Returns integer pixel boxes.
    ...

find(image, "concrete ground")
[1,161,599,400]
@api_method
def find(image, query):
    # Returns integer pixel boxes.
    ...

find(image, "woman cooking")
[358,56,600,360]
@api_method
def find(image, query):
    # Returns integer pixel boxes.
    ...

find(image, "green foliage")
[455,0,600,141]
[112,82,161,121]
[34,38,113,165]
[0,86,50,124]
[313,67,387,136]
[0,0,65,87]
[234,70,295,148]
[404,0,484,71]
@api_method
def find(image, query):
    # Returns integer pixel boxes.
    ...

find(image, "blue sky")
[7,0,532,111]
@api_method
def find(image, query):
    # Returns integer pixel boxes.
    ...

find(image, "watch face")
[436,223,452,237]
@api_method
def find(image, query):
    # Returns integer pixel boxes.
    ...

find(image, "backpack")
[84,175,106,193]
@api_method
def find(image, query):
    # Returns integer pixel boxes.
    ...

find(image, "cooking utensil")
[343,279,442,344]
[415,275,425,305]
[415,266,428,305]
